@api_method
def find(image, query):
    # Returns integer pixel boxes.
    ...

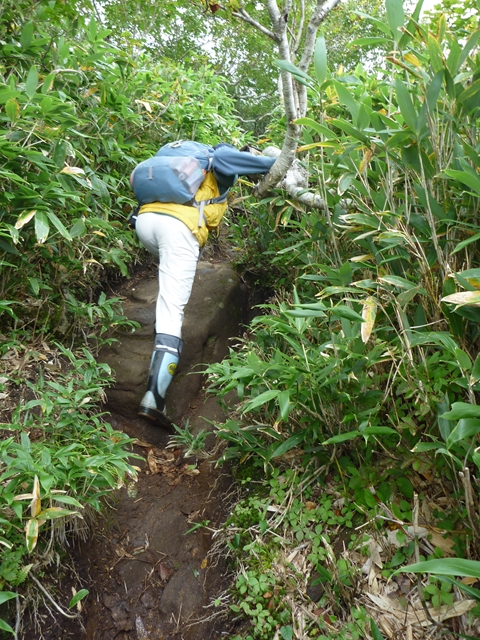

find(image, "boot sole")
[138,406,173,430]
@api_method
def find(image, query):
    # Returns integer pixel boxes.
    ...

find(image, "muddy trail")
[31,251,253,640]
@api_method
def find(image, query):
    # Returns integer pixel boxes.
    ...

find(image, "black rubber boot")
[138,333,183,427]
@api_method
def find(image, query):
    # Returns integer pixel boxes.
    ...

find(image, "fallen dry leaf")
[158,563,173,582]
[366,593,476,627]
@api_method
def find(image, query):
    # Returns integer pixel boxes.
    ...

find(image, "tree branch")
[259,146,327,210]
[298,0,342,73]
[231,7,277,40]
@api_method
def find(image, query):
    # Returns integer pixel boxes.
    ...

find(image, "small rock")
[136,615,149,639]
[140,591,157,609]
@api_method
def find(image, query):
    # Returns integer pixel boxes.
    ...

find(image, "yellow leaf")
[361,296,377,344]
[463,276,480,290]
[441,291,480,307]
[25,518,39,553]
[30,475,41,517]
[60,166,85,175]
[83,87,98,97]
[404,53,422,67]
[135,100,152,113]
[201,558,208,569]
[15,210,37,230]
[359,147,375,173]
[13,493,34,501]
[351,254,374,263]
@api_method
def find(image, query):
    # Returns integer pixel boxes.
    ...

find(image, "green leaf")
[334,81,359,122]
[455,347,473,371]
[322,426,397,445]
[437,575,480,601]
[397,286,422,306]
[457,79,480,111]
[68,589,89,609]
[314,36,327,86]
[53,141,67,169]
[46,211,72,241]
[472,353,480,383]
[41,72,56,94]
[396,477,414,499]
[395,78,417,130]
[330,305,364,322]
[5,98,19,124]
[295,118,332,138]
[70,219,87,238]
[441,402,480,421]
[427,33,445,73]
[269,433,304,461]
[243,389,279,412]
[370,618,385,640]
[280,626,294,640]
[425,70,444,113]
[34,211,49,243]
[386,0,405,43]
[398,0,424,48]
[458,29,480,71]
[447,419,480,449]
[456,268,480,288]
[397,558,480,579]
[350,37,389,46]
[25,65,38,100]
[273,59,313,84]
[329,118,369,144]
[52,495,84,508]
[443,170,480,194]
[0,592,17,606]
[0,618,14,634]
[353,12,393,37]
[278,390,291,421]
[20,21,34,50]
[284,309,326,318]
[437,397,452,441]
[379,275,421,291]
[37,507,78,520]
[452,232,480,254]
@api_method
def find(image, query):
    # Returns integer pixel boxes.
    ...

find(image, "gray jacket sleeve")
[212,144,276,189]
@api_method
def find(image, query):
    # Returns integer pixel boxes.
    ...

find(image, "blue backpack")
[130,141,215,206]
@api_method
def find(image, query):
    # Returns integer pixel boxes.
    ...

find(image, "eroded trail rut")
[46,258,248,640]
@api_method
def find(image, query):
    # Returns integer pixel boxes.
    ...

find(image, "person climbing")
[130,141,276,427]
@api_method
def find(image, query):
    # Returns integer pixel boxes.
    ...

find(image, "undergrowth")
[204,1,480,638]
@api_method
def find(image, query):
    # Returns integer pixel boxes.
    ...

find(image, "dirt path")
[72,395,235,640]
[26,251,248,640]
[33,384,238,640]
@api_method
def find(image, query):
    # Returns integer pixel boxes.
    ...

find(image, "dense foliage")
[1,0,480,637]
[0,0,249,634]
[205,1,480,637]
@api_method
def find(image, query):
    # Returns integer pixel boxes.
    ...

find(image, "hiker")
[131,141,276,426]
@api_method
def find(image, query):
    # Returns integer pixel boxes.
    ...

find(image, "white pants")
[135,213,200,339]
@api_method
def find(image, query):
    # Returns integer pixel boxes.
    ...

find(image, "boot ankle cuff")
[154,333,183,353]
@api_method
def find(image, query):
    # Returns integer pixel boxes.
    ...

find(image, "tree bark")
[231,0,341,199]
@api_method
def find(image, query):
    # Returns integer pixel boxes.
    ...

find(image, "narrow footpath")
[41,252,249,640]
